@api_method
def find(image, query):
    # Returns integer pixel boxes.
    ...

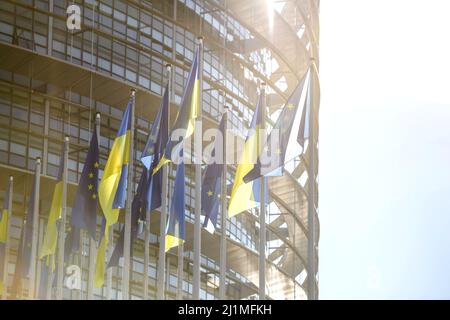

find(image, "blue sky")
[319,0,450,299]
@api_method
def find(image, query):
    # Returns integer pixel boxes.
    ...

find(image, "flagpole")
[106,224,112,300]
[29,157,41,299]
[219,105,228,300]
[1,176,13,300]
[56,136,69,300]
[46,255,53,299]
[122,89,136,300]
[193,36,203,301]
[86,113,101,300]
[143,208,150,299]
[35,218,44,299]
[307,64,317,300]
[259,83,266,300]
[157,64,171,300]
[176,242,183,300]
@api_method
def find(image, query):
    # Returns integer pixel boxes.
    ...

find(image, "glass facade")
[0,0,319,300]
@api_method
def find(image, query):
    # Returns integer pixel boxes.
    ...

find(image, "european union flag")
[143,84,169,212]
[244,69,310,183]
[165,160,186,252]
[65,127,99,257]
[107,168,148,268]
[201,114,226,233]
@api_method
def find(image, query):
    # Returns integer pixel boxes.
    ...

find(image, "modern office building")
[0,0,320,299]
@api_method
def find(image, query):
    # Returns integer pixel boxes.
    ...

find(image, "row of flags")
[0,41,314,298]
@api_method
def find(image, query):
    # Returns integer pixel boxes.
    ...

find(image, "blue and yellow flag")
[65,127,99,258]
[201,115,226,233]
[95,100,132,288]
[0,177,12,293]
[165,161,186,252]
[144,84,169,212]
[244,69,310,182]
[153,46,201,174]
[228,90,266,218]
[39,149,65,263]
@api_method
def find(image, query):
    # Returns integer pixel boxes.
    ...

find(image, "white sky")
[319,0,450,299]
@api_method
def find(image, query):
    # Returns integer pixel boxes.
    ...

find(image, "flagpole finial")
[130,88,136,97]
[9,175,13,182]
[260,82,266,90]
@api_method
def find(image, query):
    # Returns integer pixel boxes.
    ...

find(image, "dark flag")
[243,69,310,183]
[65,127,99,257]
[201,114,226,233]
[144,84,169,212]
[107,168,148,268]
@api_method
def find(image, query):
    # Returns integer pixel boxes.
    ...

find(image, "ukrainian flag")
[0,178,12,293]
[153,45,201,174]
[39,150,65,262]
[228,91,265,218]
[165,161,186,252]
[94,99,132,288]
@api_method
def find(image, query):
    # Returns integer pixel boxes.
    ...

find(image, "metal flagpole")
[56,136,69,300]
[46,255,53,299]
[193,36,204,301]
[1,176,13,300]
[106,225,112,299]
[176,242,183,299]
[143,209,150,300]
[87,113,101,300]
[219,106,228,300]
[156,64,171,300]
[35,218,44,299]
[29,157,41,299]
[259,83,267,300]
[122,89,136,300]
[307,64,317,300]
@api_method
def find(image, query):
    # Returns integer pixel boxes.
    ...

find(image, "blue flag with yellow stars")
[107,168,148,268]
[201,114,226,233]
[144,84,169,212]
[65,127,99,257]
